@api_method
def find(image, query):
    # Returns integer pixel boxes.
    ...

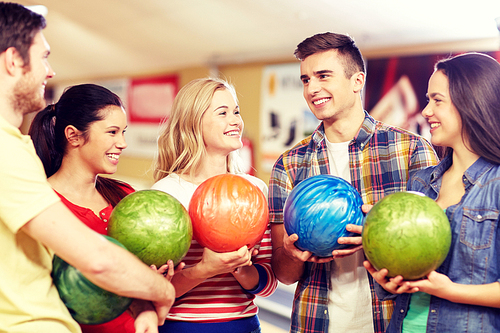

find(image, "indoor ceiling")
[16,0,500,83]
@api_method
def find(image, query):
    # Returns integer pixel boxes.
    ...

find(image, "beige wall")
[218,62,270,185]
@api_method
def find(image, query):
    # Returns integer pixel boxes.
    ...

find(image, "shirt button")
[103,219,108,222]
[101,212,105,216]
[400,309,405,313]
[324,310,327,314]
[477,215,482,219]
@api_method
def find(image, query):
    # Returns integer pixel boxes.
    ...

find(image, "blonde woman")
[152,78,277,333]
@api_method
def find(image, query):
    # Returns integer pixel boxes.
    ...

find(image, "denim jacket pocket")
[460,208,499,250]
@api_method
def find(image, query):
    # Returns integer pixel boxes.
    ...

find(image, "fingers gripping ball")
[51,236,133,324]
[362,191,451,280]
[108,190,193,267]
[189,174,269,252]
[283,175,364,257]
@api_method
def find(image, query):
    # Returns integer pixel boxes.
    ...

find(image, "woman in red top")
[29,84,159,333]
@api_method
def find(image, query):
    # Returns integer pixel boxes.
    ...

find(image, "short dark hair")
[294,32,365,78]
[0,2,46,66]
[436,52,500,164]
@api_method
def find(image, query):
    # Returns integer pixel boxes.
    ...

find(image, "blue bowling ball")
[283,175,364,257]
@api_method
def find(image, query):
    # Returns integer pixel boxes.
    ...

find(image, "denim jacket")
[383,155,500,332]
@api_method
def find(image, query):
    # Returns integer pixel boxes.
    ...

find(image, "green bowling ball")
[51,236,133,324]
[362,191,451,280]
[108,189,192,267]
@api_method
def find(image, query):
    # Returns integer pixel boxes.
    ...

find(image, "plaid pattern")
[269,112,438,333]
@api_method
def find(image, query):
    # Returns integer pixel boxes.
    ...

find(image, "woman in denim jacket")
[364,52,500,332]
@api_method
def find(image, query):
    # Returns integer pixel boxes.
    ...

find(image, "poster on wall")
[125,75,179,157]
[260,63,319,172]
[365,54,444,141]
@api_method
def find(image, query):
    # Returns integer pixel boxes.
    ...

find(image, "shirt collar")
[463,157,494,188]
[430,154,494,189]
[353,111,376,148]
[0,113,31,144]
[311,111,375,148]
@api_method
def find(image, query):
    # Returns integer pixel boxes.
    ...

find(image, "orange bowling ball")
[188,174,268,252]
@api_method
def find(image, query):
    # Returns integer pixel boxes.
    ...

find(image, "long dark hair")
[29,83,132,206]
[0,3,46,66]
[435,53,500,164]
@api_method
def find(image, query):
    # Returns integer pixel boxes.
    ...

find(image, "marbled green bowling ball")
[108,189,192,267]
[362,191,451,280]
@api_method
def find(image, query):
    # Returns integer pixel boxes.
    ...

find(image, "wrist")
[441,281,459,302]
[189,262,212,281]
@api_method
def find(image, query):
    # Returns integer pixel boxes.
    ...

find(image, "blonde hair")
[153,77,244,182]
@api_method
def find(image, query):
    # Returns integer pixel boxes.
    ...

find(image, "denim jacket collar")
[463,157,495,189]
[430,154,494,191]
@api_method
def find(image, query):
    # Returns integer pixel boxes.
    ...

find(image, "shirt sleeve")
[0,134,59,233]
[248,225,278,297]
[268,154,293,225]
[408,136,439,179]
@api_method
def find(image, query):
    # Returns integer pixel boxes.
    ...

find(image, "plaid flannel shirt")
[269,111,438,333]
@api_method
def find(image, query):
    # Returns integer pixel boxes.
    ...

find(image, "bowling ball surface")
[51,236,133,324]
[108,189,192,267]
[284,175,364,257]
[189,174,268,252]
[362,191,451,280]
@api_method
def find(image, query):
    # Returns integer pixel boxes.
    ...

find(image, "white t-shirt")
[325,138,374,333]
[151,173,268,210]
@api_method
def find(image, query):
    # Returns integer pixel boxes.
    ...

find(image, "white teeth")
[313,98,330,105]
[225,130,239,136]
[107,154,119,160]
[430,123,440,128]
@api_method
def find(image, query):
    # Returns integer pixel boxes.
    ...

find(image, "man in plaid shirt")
[269,32,438,333]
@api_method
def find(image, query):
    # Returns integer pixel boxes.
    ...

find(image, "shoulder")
[116,180,135,194]
[279,134,317,169]
[408,164,438,191]
[98,177,135,193]
[374,119,421,139]
[237,174,268,196]
[152,174,185,192]
[151,174,198,208]
[373,120,435,152]
[410,165,436,181]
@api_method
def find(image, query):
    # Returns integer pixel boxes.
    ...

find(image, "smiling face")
[300,49,363,126]
[422,70,464,149]
[77,105,128,175]
[201,88,243,156]
[12,31,55,116]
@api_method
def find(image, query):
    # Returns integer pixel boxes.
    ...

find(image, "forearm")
[80,240,174,302]
[440,281,500,308]
[271,246,304,285]
[23,201,174,304]
[170,264,208,297]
